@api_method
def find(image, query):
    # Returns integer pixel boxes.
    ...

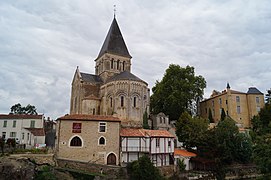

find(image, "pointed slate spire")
[97,17,131,59]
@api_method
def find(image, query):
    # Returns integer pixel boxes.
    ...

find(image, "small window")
[27,133,30,140]
[3,121,7,128]
[156,138,160,147]
[237,96,240,102]
[160,117,162,123]
[212,100,214,107]
[121,96,124,107]
[256,97,260,104]
[13,120,16,128]
[10,132,16,138]
[2,132,6,139]
[219,98,222,104]
[133,97,136,107]
[226,100,228,104]
[99,122,106,132]
[168,141,171,147]
[117,60,120,70]
[257,106,261,112]
[70,136,82,147]
[93,108,95,115]
[163,117,166,124]
[22,133,25,140]
[110,97,113,107]
[99,137,106,145]
[30,121,35,128]
[111,59,114,69]
[123,61,125,70]
[237,106,241,114]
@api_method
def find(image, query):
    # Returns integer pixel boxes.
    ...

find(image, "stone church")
[70,17,150,127]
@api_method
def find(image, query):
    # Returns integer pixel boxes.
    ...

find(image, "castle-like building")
[70,17,150,127]
[199,83,264,128]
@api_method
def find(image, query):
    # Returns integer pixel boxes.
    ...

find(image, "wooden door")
[107,153,116,165]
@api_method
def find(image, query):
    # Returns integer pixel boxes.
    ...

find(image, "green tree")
[127,155,163,180]
[266,88,271,104]
[220,108,226,121]
[208,108,214,123]
[143,110,149,129]
[10,103,38,115]
[0,137,5,155]
[150,64,206,120]
[251,101,271,176]
[176,111,208,150]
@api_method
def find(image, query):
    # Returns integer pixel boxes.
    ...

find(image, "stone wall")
[56,158,127,179]
[157,165,175,177]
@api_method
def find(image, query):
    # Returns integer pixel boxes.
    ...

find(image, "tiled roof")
[57,114,121,122]
[120,128,175,138]
[106,71,147,85]
[0,114,43,119]
[80,72,103,83]
[247,87,263,94]
[174,149,197,157]
[24,128,45,136]
[120,128,144,137]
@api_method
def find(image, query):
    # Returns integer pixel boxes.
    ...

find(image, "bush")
[127,155,164,180]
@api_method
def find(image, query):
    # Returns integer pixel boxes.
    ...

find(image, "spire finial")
[226,82,230,89]
[113,5,116,18]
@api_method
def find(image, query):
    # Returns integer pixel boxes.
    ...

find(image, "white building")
[174,148,196,170]
[0,114,45,148]
[120,128,175,166]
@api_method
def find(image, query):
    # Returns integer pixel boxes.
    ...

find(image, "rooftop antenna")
[113,5,116,18]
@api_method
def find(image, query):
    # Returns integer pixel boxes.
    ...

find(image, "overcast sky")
[1,1,271,119]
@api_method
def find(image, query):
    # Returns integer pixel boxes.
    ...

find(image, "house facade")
[0,114,45,148]
[55,114,121,165]
[70,17,150,127]
[120,128,175,166]
[199,83,264,128]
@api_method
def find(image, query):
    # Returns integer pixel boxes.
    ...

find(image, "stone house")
[55,114,121,165]
[199,83,264,128]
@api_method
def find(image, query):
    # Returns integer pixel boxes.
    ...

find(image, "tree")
[151,64,206,120]
[208,108,214,123]
[266,88,271,104]
[143,110,149,129]
[220,108,226,121]
[127,155,164,180]
[10,103,38,115]
[0,137,5,154]
[251,102,271,176]
[176,111,208,150]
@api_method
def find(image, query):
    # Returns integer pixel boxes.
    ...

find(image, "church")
[70,17,150,127]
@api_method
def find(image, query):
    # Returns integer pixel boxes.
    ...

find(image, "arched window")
[123,61,125,70]
[70,136,82,147]
[133,97,136,107]
[110,97,113,107]
[121,96,124,107]
[117,60,120,70]
[99,137,106,145]
[111,59,114,69]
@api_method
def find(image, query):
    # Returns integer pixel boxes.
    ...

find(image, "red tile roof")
[24,128,45,136]
[120,128,175,138]
[0,114,43,119]
[174,149,197,157]
[57,114,121,122]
